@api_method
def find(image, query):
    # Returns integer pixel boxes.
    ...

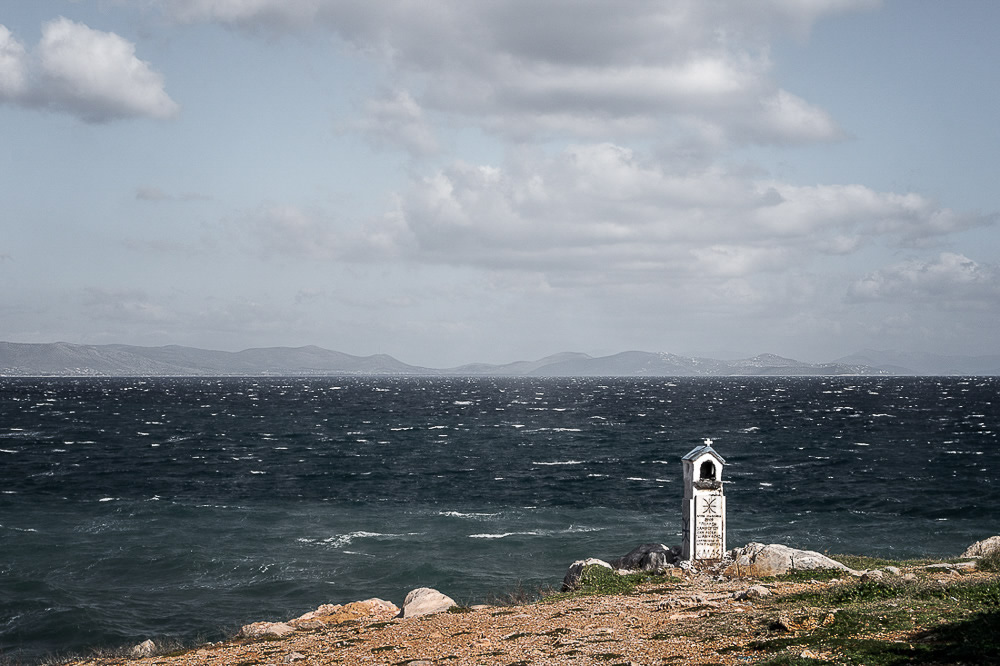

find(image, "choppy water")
[1,376,997,662]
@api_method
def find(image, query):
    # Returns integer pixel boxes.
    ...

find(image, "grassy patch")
[747,574,1000,665]
[545,565,677,601]
[483,580,556,606]
[828,553,964,570]
[769,568,849,583]
[978,548,1000,572]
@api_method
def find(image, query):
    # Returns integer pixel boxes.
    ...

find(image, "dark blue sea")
[1,376,997,662]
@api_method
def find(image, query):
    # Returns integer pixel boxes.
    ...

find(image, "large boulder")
[961,536,1000,558]
[610,544,681,572]
[562,558,613,592]
[401,588,456,618]
[290,598,399,628]
[237,621,296,639]
[726,543,851,577]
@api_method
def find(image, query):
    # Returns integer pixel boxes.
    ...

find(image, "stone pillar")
[681,439,726,561]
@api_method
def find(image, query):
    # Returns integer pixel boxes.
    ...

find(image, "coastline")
[58,549,999,666]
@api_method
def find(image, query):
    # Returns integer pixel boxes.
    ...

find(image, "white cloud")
[157,0,872,146]
[848,253,1000,305]
[349,89,438,157]
[0,25,28,98]
[233,142,992,324]
[349,145,992,277]
[0,18,178,123]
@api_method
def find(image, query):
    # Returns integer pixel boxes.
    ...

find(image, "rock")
[131,639,156,657]
[610,544,681,572]
[725,543,852,577]
[285,652,306,662]
[861,570,884,581]
[401,588,456,618]
[885,566,901,576]
[744,585,771,600]
[291,598,399,628]
[961,536,1000,558]
[238,621,296,639]
[926,562,975,572]
[562,558,613,591]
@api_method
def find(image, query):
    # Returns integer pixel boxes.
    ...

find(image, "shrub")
[978,547,1000,572]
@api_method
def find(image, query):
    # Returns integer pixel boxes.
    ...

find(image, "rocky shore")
[61,537,1000,666]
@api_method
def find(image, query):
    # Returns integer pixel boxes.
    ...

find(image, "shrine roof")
[682,442,726,463]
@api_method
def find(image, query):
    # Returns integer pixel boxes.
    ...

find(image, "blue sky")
[1,0,998,367]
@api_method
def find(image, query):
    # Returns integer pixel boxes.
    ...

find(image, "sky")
[1,0,998,368]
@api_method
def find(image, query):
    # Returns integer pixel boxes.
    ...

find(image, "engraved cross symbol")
[702,497,718,515]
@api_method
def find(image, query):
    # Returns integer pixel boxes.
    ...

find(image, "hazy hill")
[833,349,1000,376]
[0,342,436,377]
[2,342,997,376]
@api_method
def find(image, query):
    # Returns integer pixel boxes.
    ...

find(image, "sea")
[1,376,997,662]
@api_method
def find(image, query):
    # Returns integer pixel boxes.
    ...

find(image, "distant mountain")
[833,350,1000,376]
[0,342,436,377]
[491,351,891,377]
[1,342,996,377]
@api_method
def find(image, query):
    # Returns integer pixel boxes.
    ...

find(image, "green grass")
[747,575,1000,665]
[544,564,679,602]
[978,548,1000,572]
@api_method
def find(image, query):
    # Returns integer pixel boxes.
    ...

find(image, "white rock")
[237,621,296,638]
[961,536,1000,558]
[885,566,901,576]
[401,587,456,618]
[562,558,613,591]
[131,639,156,657]
[726,543,852,577]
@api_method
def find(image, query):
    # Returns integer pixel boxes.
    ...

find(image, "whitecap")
[469,531,541,539]
[532,460,584,466]
[0,449,18,454]
[323,531,419,549]
[439,511,500,519]
[98,497,116,502]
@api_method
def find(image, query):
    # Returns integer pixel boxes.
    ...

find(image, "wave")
[438,511,500,519]
[321,531,422,549]
[470,525,602,539]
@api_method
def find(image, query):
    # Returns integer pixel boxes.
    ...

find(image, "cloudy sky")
[1,0,998,367]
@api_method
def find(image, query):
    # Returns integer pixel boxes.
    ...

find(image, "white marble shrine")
[681,439,726,561]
